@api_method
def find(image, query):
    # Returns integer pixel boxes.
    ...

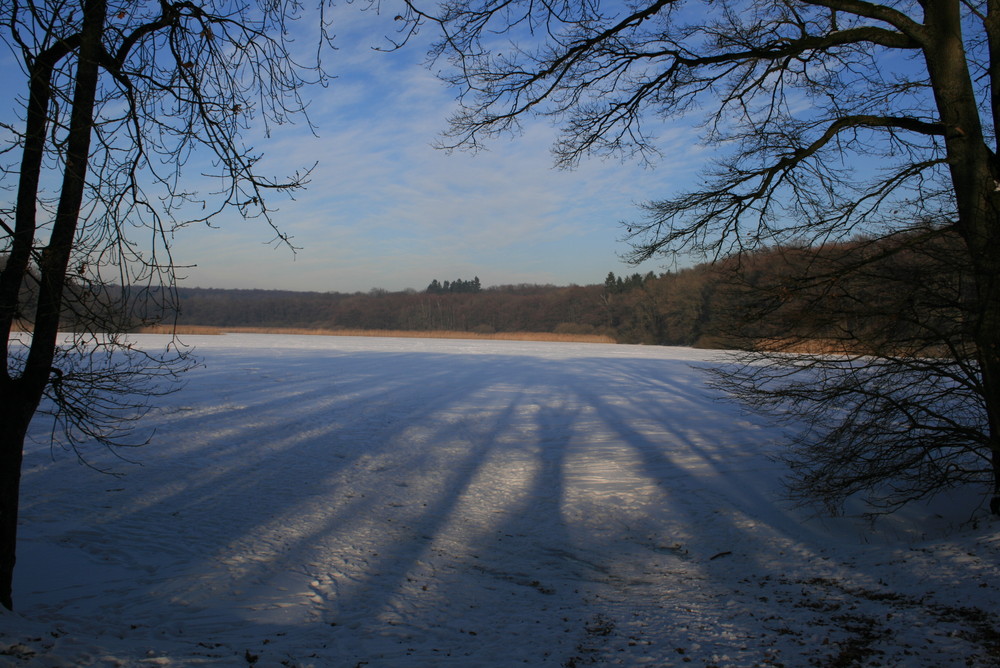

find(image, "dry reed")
[754,337,860,355]
[134,324,616,344]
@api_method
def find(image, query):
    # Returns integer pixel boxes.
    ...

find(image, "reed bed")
[134,324,616,344]
[754,337,860,355]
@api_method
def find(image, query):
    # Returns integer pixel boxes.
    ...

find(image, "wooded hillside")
[6,227,967,350]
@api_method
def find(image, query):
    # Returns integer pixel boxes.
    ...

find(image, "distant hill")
[168,283,620,340]
[13,226,966,351]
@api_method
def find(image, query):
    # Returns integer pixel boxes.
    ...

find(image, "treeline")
[168,283,615,338]
[162,227,969,350]
[6,227,967,350]
[426,277,482,294]
[162,268,727,345]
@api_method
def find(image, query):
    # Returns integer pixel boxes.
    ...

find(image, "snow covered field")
[2,334,998,667]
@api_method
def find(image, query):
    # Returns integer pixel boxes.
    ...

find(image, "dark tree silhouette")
[0,0,333,609]
[395,0,1000,515]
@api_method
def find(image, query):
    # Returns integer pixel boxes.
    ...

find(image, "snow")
[2,333,998,667]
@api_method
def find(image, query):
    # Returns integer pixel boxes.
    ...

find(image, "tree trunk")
[25,0,105,382]
[0,383,39,610]
[969,225,1000,515]
[0,33,58,620]
[0,0,107,610]
[923,0,1000,514]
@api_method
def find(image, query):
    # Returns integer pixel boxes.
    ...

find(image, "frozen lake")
[3,334,998,666]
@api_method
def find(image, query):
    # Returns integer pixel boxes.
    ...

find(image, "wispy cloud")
[152,7,708,290]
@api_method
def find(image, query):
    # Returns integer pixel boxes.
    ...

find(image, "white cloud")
[151,5,706,292]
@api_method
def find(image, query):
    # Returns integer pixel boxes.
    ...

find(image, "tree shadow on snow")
[14,339,990,665]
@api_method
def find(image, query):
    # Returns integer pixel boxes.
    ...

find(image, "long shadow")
[13,338,987,666]
[16,343,599,664]
[513,354,988,664]
[17,349,496,605]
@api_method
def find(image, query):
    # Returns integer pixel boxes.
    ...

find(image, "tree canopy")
[0,0,334,609]
[396,0,1000,514]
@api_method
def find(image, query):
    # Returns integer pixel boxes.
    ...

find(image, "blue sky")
[164,4,708,293]
[3,4,704,294]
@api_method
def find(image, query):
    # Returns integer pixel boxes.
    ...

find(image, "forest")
[110,225,966,354]
[2,225,966,352]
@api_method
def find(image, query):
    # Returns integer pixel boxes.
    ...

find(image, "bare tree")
[701,226,990,514]
[0,0,333,609]
[396,0,1000,514]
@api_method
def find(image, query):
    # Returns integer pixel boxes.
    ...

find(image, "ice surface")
[2,334,997,666]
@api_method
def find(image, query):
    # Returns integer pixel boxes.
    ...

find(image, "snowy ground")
[2,334,998,667]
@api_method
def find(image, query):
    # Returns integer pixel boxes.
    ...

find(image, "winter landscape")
[1,333,998,667]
